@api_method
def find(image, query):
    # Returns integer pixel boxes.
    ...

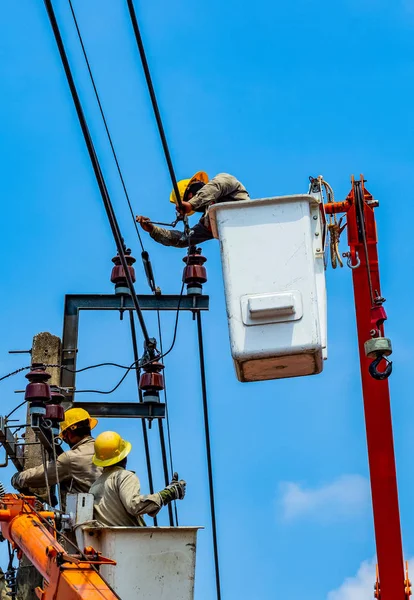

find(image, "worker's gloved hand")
[11,473,22,491]
[159,472,186,505]
[177,201,193,215]
[136,216,154,233]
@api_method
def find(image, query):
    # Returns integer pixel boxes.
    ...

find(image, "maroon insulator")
[182,250,207,285]
[45,404,65,422]
[25,364,51,402]
[49,385,65,405]
[111,250,136,285]
[139,361,165,391]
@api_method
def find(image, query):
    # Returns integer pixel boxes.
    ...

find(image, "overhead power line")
[157,309,179,526]
[129,311,159,527]
[43,0,152,349]
[125,6,221,593]
[67,0,149,258]
[125,0,184,212]
[196,313,222,600]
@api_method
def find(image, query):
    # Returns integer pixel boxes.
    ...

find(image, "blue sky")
[1,0,414,598]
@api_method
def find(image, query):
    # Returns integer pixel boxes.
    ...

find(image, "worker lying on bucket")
[89,431,186,526]
[136,171,250,247]
[11,408,102,496]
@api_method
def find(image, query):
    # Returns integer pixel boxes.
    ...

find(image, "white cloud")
[279,475,370,522]
[328,558,414,600]
[327,559,376,600]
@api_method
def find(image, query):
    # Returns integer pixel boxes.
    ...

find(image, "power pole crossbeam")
[61,293,209,407]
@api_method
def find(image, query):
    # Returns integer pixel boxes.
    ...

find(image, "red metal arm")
[326,176,405,599]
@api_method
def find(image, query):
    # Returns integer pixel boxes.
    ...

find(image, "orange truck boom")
[0,494,118,600]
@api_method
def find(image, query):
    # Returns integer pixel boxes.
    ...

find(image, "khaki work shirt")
[13,436,102,493]
[89,466,162,527]
[150,173,250,248]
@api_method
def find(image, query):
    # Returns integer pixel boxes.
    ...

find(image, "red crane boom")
[326,176,407,599]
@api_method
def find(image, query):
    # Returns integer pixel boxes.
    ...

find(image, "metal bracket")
[0,417,24,471]
[30,424,54,454]
[61,293,209,409]
[74,402,165,419]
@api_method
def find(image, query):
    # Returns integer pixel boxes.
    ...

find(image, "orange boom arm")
[0,494,117,600]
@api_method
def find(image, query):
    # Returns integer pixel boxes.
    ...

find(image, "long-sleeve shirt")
[150,173,249,248]
[12,436,102,493]
[89,466,162,527]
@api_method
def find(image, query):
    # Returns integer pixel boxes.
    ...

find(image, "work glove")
[11,473,23,492]
[159,472,186,506]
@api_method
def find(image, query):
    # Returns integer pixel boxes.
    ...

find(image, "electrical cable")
[1,301,183,406]
[50,432,62,512]
[0,363,142,390]
[125,0,185,216]
[157,417,174,527]
[67,0,150,261]
[129,310,158,527]
[74,367,132,395]
[68,0,160,293]
[0,367,31,383]
[40,446,52,507]
[75,282,185,394]
[43,0,152,349]
[196,312,222,600]
[156,309,178,526]
[5,401,28,421]
[129,300,174,527]
[59,362,140,373]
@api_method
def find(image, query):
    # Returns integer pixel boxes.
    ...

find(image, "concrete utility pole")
[16,332,61,600]
[23,332,61,474]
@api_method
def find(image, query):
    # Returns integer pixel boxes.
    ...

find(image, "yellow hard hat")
[59,407,98,438]
[92,431,132,467]
[169,171,209,215]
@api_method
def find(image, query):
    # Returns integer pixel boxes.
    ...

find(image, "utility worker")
[11,408,102,495]
[137,171,249,248]
[89,431,186,526]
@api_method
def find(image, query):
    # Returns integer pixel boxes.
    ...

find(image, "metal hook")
[369,354,393,380]
[346,250,360,269]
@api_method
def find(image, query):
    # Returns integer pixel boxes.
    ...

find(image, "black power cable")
[196,312,222,600]
[43,0,152,349]
[125,0,184,213]
[68,0,145,253]
[157,419,174,527]
[75,282,185,395]
[0,367,31,383]
[157,310,179,526]
[129,311,158,527]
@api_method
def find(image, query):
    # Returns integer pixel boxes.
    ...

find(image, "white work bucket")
[82,526,201,600]
[209,195,327,382]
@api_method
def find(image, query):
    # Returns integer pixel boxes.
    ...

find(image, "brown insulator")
[139,361,165,392]
[45,404,65,422]
[49,385,65,406]
[110,249,136,286]
[182,248,207,294]
[25,364,51,403]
